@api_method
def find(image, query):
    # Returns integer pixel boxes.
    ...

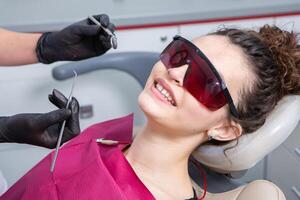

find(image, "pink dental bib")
[1,114,155,200]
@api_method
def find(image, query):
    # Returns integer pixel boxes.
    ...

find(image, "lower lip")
[150,83,173,106]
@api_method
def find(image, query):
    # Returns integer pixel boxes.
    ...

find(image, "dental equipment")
[50,71,77,172]
[88,15,118,49]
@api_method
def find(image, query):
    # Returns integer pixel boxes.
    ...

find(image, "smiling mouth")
[153,80,177,106]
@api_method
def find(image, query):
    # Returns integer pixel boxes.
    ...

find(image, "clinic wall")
[1,0,299,32]
[114,14,300,52]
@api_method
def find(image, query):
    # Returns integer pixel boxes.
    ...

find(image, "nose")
[167,65,189,86]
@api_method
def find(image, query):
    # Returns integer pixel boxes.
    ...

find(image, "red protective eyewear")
[160,35,239,118]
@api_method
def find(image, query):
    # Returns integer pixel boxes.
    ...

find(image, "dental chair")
[190,94,300,200]
[53,52,300,200]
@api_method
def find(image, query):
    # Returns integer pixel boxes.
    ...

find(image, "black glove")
[36,14,116,64]
[0,89,80,148]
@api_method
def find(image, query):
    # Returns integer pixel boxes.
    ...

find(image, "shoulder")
[237,180,286,200]
[192,179,285,200]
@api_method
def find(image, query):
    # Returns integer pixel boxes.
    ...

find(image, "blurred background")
[0,0,299,199]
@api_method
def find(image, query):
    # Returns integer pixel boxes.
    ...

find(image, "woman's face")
[138,35,255,137]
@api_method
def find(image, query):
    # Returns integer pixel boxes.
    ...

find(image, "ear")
[208,120,242,141]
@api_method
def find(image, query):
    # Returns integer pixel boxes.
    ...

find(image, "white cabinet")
[114,27,178,52]
[179,17,275,40]
[275,15,300,32]
[179,15,300,41]
[179,22,224,40]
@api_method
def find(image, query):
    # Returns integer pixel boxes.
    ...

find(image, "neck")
[124,121,207,197]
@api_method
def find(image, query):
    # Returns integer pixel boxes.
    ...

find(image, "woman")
[2,25,299,200]
[126,25,300,199]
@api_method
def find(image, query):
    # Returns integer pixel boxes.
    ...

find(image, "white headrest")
[192,95,300,173]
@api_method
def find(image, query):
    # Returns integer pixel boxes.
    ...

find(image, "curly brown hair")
[213,25,300,134]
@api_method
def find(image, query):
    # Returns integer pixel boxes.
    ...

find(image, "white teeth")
[156,84,163,91]
[155,82,175,105]
[161,89,167,95]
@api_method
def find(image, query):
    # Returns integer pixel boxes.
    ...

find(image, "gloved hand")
[0,89,80,148]
[36,14,115,64]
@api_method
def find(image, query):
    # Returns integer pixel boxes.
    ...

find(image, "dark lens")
[160,40,189,69]
[170,50,188,67]
[183,43,227,110]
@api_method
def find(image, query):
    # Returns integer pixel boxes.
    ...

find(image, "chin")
[138,91,179,134]
[138,90,156,118]
[138,90,167,123]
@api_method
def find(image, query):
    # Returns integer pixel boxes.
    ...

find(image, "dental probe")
[88,15,118,49]
[50,71,77,172]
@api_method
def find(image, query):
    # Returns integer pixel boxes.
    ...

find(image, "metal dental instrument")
[88,15,118,49]
[50,70,77,172]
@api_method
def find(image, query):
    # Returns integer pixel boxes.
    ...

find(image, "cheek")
[176,96,225,133]
[137,88,166,121]
[138,62,172,119]
[178,100,211,131]
[138,90,153,116]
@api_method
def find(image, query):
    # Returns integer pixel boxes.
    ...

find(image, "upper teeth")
[155,82,175,105]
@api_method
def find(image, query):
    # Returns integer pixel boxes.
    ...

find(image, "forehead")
[192,35,254,103]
